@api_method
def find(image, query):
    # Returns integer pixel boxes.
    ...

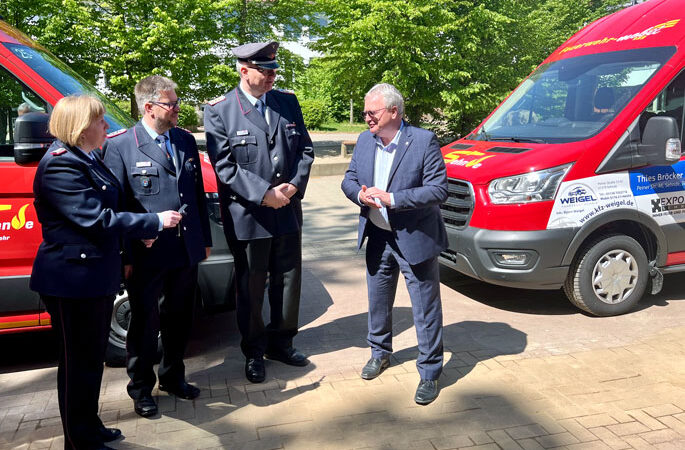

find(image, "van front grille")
[440,178,473,229]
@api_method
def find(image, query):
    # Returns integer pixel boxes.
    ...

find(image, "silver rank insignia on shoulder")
[136,161,152,167]
[107,129,126,138]
[51,148,67,156]
[207,95,226,106]
[237,130,249,136]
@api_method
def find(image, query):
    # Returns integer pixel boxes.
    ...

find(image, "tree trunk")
[349,97,353,124]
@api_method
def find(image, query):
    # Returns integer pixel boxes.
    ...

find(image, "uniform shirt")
[139,121,173,231]
[367,122,403,231]
[239,86,269,126]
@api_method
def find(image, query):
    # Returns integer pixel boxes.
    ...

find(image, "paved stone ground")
[5,175,685,449]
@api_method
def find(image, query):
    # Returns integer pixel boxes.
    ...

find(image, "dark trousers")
[365,224,444,380]
[42,295,112,450]
[125,263,198,399]
[228,231,302,358]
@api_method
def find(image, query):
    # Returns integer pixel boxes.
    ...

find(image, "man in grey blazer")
[204,42,314,383]
[102,75,212,417]
[341,83,448,405]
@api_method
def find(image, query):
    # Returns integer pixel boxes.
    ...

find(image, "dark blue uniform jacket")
[30,140,159,298]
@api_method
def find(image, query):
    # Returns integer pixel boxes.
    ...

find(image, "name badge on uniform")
[136,161,152,167]
[236,130,249,136]
[286,123,297,128]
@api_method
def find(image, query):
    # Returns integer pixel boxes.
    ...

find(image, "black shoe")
[245,357,266,383]
[159,381,201,400]
[360,357,390,380]
[97,426,122,442]
[414,379,439,405]
[133,395,158,417]
[265,347,309,367]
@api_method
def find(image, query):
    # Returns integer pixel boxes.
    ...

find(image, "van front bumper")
[439,226,576,289]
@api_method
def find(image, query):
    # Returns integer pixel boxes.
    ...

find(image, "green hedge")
[299,98,327,130]
[178,104,199,130]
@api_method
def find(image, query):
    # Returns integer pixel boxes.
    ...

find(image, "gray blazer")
[341,124,448,265]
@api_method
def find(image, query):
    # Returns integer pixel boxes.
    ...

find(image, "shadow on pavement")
[439,265,578,316]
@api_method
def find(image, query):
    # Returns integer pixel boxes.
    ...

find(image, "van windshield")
[473,47,676,144]
[3,43,134,132]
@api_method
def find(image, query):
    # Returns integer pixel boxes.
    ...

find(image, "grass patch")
[311,121,368,133]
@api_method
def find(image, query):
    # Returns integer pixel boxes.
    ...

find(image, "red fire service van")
[0,21,234,364]
[439,0,685,316]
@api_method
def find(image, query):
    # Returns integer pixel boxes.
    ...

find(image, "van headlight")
[488,164,572,204]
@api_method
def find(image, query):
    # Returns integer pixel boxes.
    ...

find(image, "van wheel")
[563,234,648,316]
[104,291,162,367]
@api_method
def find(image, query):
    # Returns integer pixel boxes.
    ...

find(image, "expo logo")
[0,204,34,231]
[651,195,685,213]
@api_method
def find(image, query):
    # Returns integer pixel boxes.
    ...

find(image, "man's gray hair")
[365,83,404,117]
[135,75,178,115]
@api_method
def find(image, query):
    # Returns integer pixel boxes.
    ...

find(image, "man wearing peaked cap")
[204,41,314,383]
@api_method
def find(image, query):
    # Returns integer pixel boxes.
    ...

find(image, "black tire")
[563,234,648,316]
[104,290,162,367]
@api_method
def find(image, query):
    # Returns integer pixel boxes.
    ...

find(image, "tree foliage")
[314,0,628,139]
[5,0,322,117]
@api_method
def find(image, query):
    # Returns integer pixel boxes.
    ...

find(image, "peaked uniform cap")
[232,41,279,69]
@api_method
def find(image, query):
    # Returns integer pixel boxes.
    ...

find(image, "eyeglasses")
[361,108,387,120]
[248,66,277,76]
[151,100,181,110]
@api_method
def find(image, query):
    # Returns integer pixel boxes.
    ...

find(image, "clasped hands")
[359,185,391,208]
[262,183,298,209]
[141,210,182,248]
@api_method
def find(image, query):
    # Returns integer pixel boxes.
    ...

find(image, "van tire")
[105,290,162,367]
[564,234,648,316]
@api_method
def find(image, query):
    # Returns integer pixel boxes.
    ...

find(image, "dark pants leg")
[126,264,197,398]
[365,225,444,380]
[228,232,302,358]
[43,295,112,450]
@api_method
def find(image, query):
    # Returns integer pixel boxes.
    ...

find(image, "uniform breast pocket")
[131,166,160,195]
[286,127,301,148]
[229,135,258,164]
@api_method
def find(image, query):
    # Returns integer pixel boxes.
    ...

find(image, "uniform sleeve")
[187,133,212,247]
[287,95,314,199]
[204,103,271,205]
[392,133,448,210]
[38,156,159,239]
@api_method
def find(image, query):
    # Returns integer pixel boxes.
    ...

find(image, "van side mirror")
[639,115,681,165]
[13,111,53,165]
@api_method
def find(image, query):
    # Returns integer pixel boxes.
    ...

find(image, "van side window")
[0,68,48,159]
[641,70,685,140]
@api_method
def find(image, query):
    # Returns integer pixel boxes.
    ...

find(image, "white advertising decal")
[547,161,685,229]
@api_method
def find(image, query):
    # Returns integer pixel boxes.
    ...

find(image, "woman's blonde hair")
[49,95,105,147]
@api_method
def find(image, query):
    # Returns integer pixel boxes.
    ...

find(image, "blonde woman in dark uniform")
[30,95,182,450]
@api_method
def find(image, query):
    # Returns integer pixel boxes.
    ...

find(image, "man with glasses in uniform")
[204,42,314,383]
[102,75,212,417]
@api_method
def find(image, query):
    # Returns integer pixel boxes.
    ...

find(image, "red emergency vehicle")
[0,21,234,363]
[440,0,685,316]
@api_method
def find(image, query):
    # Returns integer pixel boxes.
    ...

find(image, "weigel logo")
[560,184,597,205]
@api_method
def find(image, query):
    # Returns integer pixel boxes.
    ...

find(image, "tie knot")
[156,135,166,143]
[255,99,265,117]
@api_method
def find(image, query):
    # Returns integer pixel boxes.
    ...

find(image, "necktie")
[255,99,265,118]
[156,134,175,168]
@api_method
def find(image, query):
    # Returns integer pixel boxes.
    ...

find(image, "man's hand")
[366,187,392,207]
[142,238,156,248]
[159,210,182,228]
[276,183,298,199]
[359,185,381,208]
[124,264,132,279]
[262,188,290,209]
[205,247,212,259]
